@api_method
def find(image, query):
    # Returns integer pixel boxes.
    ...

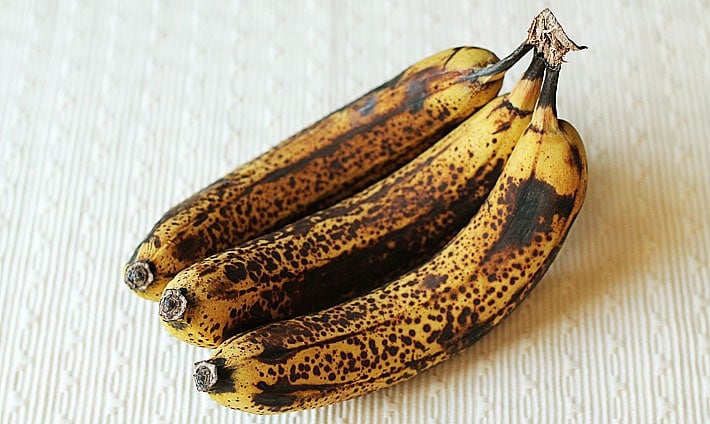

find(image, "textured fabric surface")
[1,1,708,422]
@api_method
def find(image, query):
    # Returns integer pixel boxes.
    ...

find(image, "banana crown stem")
[124,261,153,291]
[526,8,586,69]
[474,8,584,87]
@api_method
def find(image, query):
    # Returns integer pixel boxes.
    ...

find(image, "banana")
[158,54,546,348]
[125,44,532,301]
[191,64,588,414]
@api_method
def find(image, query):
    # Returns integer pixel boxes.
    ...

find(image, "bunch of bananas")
[124,9,587,414]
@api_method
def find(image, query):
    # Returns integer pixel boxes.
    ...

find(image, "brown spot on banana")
[160,55,547,349]
[194,64,588,414]
[125,45,533,301]
[484,174,575,258]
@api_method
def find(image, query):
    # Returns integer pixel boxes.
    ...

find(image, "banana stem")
[471,43,532,80]
[538,66,560,116]
[530,66,561,130]
[507,54,546,110]
[521,54,546,81]
[467,8,584,82]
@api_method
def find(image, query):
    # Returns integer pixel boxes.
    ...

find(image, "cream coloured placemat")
[1,1,708,422]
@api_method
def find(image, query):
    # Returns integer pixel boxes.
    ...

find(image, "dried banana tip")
[526,8,586,68]
[194,361,218,392]
[124,261,154,291]
[159,288,188,321]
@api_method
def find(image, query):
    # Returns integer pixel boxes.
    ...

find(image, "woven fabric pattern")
[1,1,708,422]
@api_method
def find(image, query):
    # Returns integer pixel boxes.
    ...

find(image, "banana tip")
[194,361,218,392]
[159,288,188,321]
[124,261,154,291]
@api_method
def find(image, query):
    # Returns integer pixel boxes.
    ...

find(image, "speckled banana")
[124,44,532,301]
[158,54,545,348]
[192,63,588,413]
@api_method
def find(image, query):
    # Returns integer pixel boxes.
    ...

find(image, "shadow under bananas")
[337,141,698,418]
[498,143,696,346]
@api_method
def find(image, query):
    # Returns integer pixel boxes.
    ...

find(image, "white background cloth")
[1,1,708,422]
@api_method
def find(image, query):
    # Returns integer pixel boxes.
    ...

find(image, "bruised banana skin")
[193,67,588,414]
[125,45,529,301]
[159,55,546,348]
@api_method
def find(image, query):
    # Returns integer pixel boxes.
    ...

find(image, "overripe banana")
[158,54,546,348]
[125,44,532,301]
[192,64,588,413]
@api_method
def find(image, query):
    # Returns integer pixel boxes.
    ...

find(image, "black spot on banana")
[125,44,533,300]
[192,64,588,414]
[159,55,547,348]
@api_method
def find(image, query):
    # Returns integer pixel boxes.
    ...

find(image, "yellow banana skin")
[124,45,529,301]
[159,56,545,348]
[193,66,588,414]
